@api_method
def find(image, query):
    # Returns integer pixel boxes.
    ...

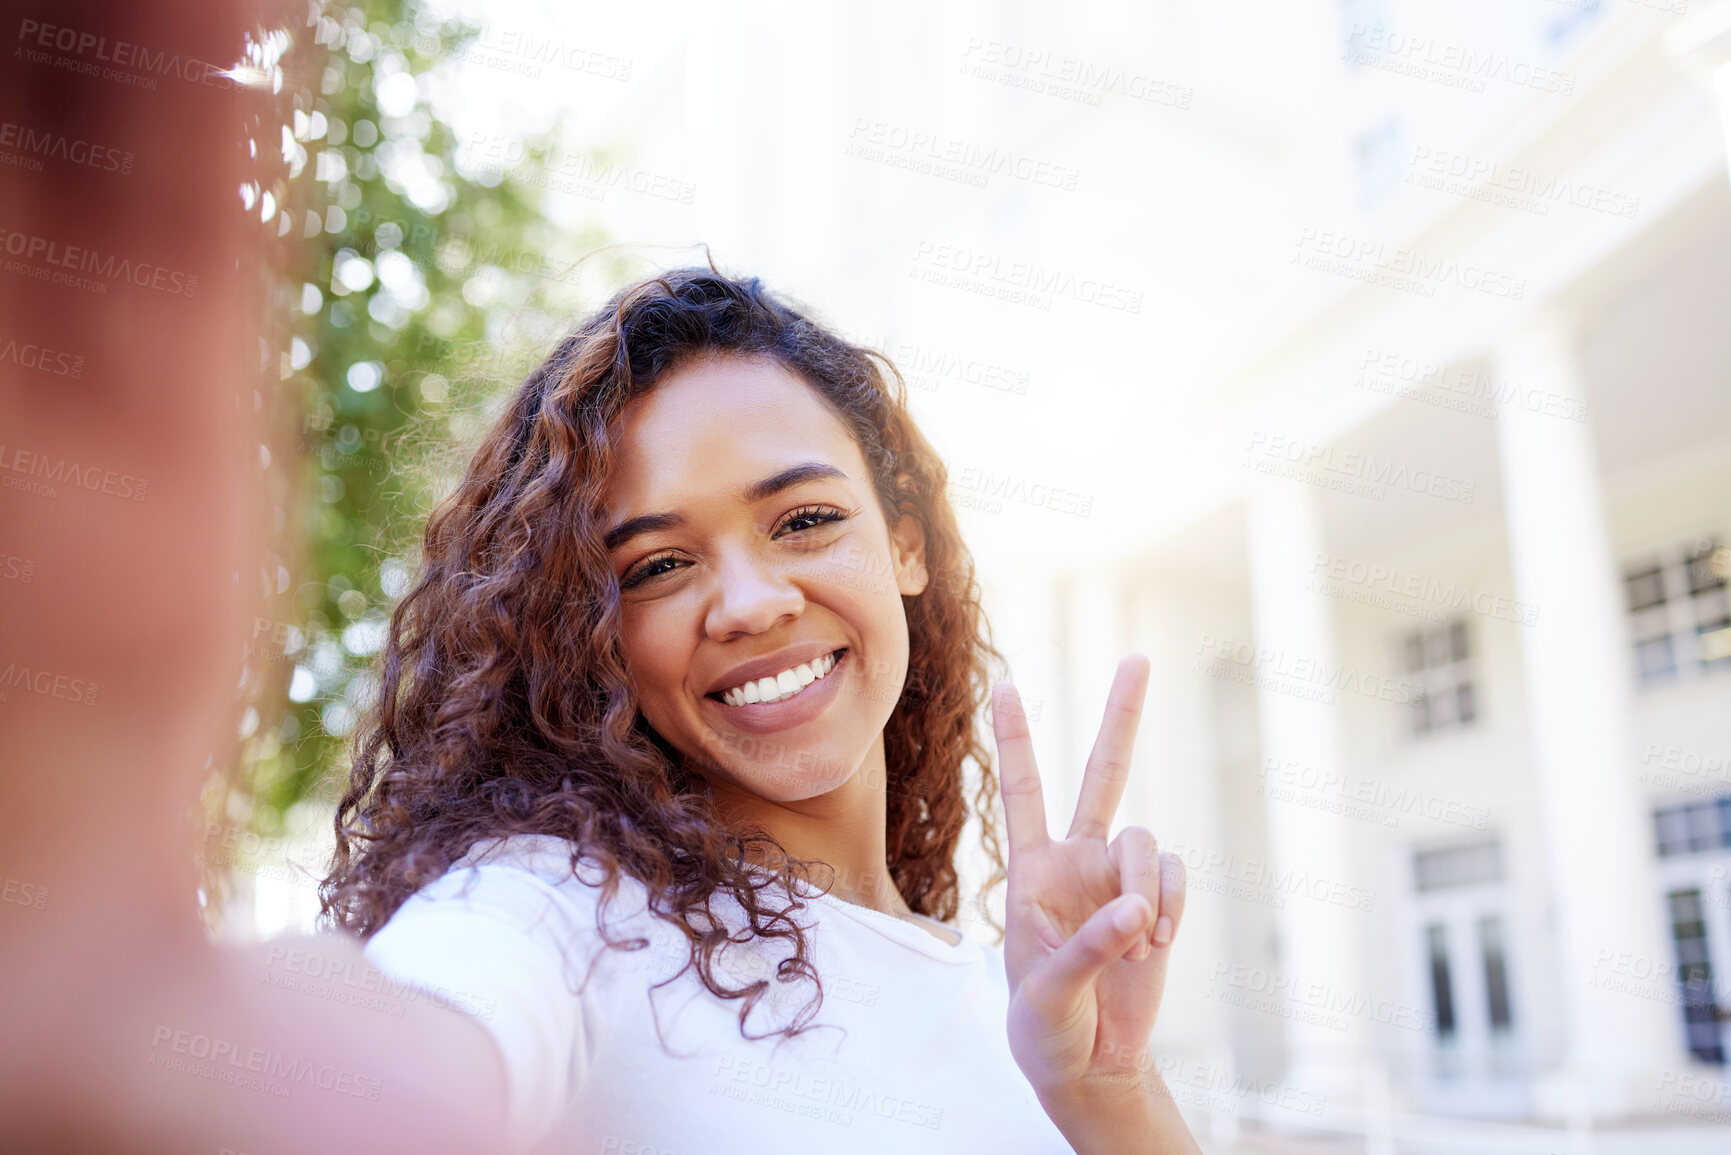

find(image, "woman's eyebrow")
[603,461,849,552]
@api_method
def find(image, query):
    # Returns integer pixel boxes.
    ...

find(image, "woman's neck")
[710,731,910,917]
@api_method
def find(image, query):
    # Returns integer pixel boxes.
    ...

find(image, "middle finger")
[1066,654,1151,841]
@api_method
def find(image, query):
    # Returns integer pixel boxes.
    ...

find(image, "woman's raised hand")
[993,654,1186,1112]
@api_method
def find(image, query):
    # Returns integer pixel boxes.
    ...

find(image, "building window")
[1414,840,1503,892]
[1624,538,1731,688]
[1688,545,1731,658]
[1403,618,1476,736]
[1651,797,1731,1063]
[1340,0,1388,67]
[1480,915,1513,1033]
[1411,840,1520,1078]
[1628,560,1674,681]
[1355,118,1404,213]
[1426,923,1456,1039]
[1654,796,1731,859]
[1543,1,1609,51]
[1667,889,1726,1065]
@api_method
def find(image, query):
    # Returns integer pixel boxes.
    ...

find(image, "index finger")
[991,680,1049,857]
[1067,654,1151,841]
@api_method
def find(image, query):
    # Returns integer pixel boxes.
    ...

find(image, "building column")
[1716,61,1731,189]
[1493,314,1676,1117]
[1128,575,1241,1149]
[1243,478,1372,1109]
[966,571,1071,933]
[1666,2,1731,195]
[1055,570,1134,824]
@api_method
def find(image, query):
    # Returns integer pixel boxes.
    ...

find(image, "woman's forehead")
[604,355,865,509]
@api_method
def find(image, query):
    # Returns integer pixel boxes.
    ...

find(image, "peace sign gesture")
[993,655,1188,1124]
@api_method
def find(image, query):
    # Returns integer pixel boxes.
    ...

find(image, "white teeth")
[720,651,838,707]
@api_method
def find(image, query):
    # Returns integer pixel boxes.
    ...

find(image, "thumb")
[1017,895,1152,1020]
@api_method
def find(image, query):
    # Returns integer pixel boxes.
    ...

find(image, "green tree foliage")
[224,0,617,894]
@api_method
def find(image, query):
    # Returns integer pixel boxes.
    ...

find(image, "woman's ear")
[889,510,928,598]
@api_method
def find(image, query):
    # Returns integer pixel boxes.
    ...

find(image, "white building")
[1014,1,1731,1142]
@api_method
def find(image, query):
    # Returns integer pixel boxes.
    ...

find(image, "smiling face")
[602,353,928,807]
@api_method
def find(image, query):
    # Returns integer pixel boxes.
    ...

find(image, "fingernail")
[1113,898,1147,934]
[1153,915,1174,946]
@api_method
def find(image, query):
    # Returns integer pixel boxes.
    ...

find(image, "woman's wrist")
[1038,1082,1155,1155]
[1036,1067,1202,1155]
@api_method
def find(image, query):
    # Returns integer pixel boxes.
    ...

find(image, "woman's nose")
[703,548,805,639]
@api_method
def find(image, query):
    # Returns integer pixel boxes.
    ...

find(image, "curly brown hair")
[318,264,1009,1044]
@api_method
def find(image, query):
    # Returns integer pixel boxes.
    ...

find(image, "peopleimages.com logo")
[1292,228,1526,300]
[15,18,238,91]
[1,229,198,298]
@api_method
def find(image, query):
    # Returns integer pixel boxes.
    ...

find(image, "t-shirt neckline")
[794,881,979,963]
[462,835,982,964]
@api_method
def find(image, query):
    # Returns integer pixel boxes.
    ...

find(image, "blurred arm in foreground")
[0,2,512,1150]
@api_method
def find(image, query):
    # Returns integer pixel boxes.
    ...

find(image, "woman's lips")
[703,648,849,735]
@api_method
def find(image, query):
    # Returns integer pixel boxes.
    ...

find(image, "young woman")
[319,267,1197,1154]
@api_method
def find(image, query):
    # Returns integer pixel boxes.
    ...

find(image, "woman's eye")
[620,507,850,588]
[621,554,682,588]
[778,505,850,535]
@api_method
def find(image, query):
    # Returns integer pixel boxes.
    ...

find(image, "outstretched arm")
[0,3,515,1149]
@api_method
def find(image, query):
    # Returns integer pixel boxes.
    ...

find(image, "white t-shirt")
[362,833,1078,1153]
